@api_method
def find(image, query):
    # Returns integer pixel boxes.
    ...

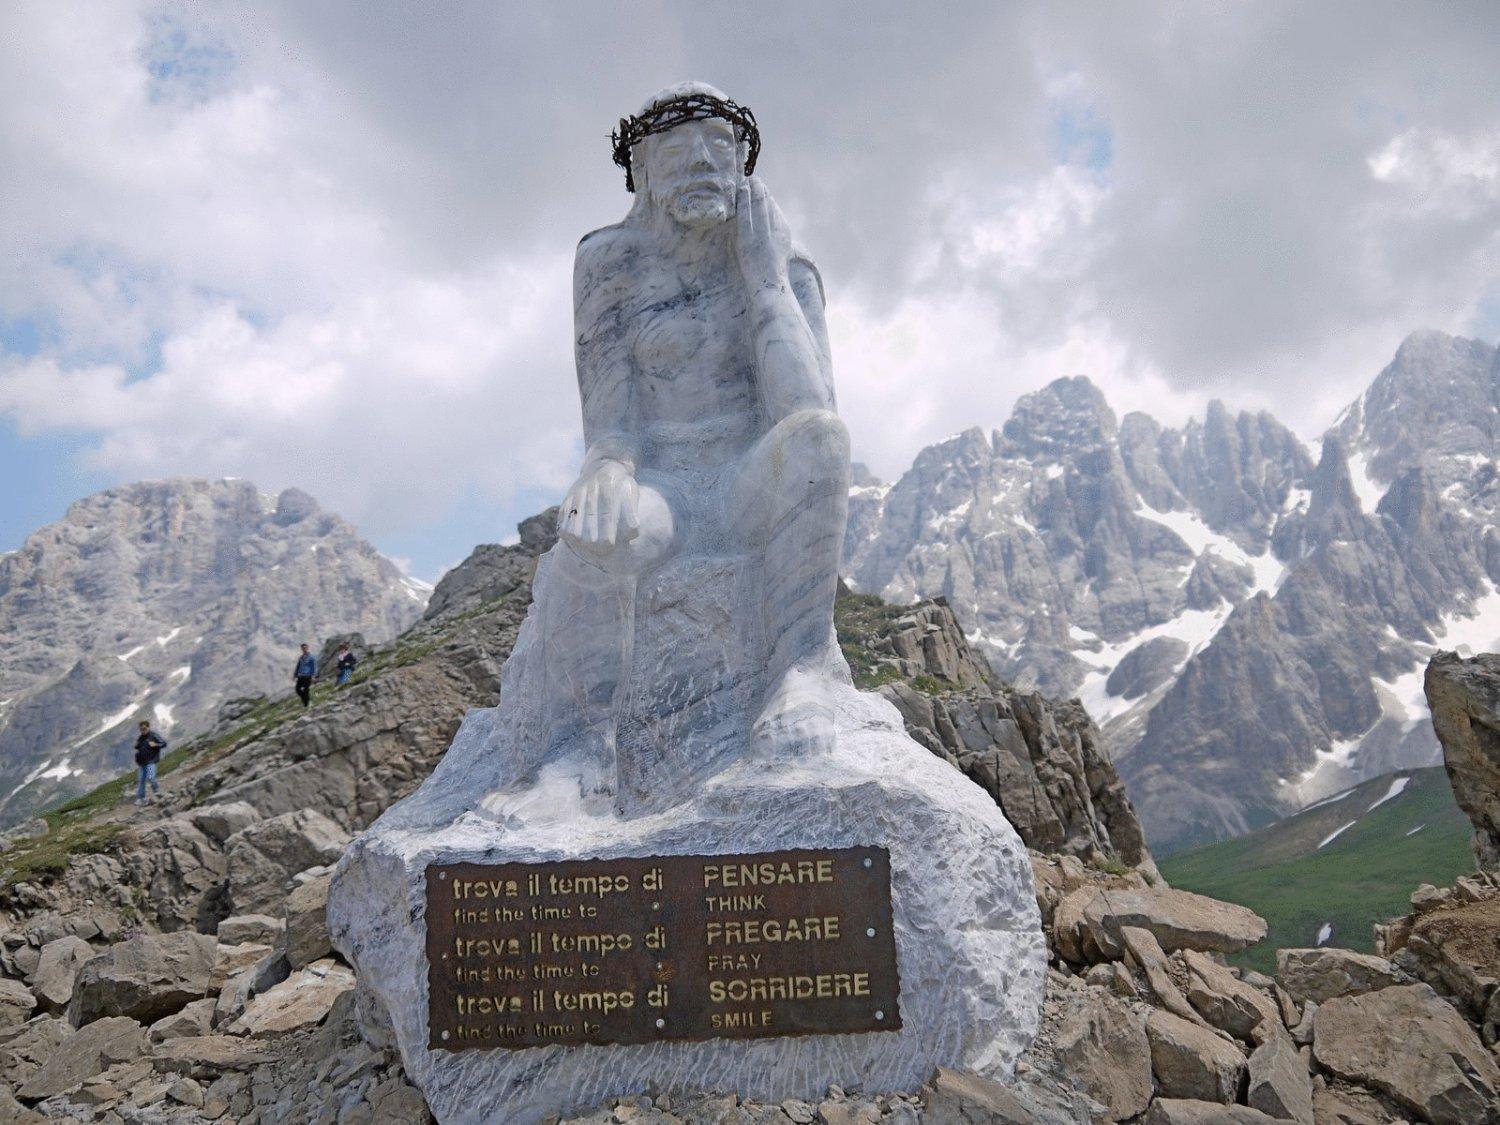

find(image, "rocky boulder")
[1145,1101,1281,1124]
[1276,947,1409,1005]
[226,960,354,1038]
[68,932,219,1026]
[15,1016,146,1102]
[31,935,93,1014]
[1145,1008,1247,1103]
[1055,884,1266,963]
[0,980,35,1030]
[1425,650,1500,865]
[283,869,333,969]
[224,809,348,916]
[1245,1025,1312,1124]
[1312,983,1500,1124]
[1053,987,1152,1120]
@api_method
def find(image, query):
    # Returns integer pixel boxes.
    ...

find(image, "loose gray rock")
[225,809,348,916]
[1276,947,1409,1005]
[1052,988,1151,1120]
[1312,982,1500,1124]
[1245,1025,1312,1124]
[16,1015,146,1101]
[282,869,332,969]
[1180,949,1280,1042]
[1057,885,1266,960]
[0,978,36,1030]
[31,935,94,1013]
[1145,1100,1282,1124]
[216,914,284,947]
[1145,1008,1247,1103]
[68,931,218,1026]
[190,802,262,847]
[147,997,216,1043]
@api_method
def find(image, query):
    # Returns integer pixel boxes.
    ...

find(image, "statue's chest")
[629,283,748,390]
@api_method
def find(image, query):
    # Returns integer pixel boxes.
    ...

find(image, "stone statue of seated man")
[328,86,1045,1120]
[511,81,853,805]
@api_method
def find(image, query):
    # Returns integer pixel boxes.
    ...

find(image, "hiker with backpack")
[134,720,166,804]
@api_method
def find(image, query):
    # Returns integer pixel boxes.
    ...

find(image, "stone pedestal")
[329,682,1045,1125]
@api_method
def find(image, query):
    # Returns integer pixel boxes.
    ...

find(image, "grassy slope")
[1161,766,1475,974]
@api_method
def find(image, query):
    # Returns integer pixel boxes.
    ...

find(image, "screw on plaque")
[865,927,876,938]
[863,857,873,868]
[655,1018,666,1029]
[439,871,448,879]
[441,1030,451,1040]
[875,1010,885,1021]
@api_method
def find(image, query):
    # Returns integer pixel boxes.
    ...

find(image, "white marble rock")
[329,682,1045,1124]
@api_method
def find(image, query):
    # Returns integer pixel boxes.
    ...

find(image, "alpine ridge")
[845,330,1500,852]
[0,479,427,825]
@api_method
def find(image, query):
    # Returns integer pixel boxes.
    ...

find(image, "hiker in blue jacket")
[133,720,165,804]
[294,643,318,707]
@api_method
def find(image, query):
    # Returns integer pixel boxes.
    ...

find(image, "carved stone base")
[328,685,1045,1125]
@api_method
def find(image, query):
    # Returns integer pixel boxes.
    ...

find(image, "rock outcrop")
[1425,649,1500,865]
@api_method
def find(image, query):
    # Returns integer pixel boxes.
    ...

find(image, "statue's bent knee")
[559,485,676,584]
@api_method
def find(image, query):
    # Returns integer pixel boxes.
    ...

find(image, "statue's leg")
[730,408,852,746]
[537,485,677,784]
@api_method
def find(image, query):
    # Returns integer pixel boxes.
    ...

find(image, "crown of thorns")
[611,93,760,192]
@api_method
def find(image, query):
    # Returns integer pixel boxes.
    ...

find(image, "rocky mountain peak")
[1000,375,1117,462]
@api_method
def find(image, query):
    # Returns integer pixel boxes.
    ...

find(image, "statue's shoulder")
[575,222,645,269]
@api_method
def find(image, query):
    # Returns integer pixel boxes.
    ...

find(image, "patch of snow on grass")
[1300,785,1356,812]
[1316,922,1332,946]
[1317,820,1357,849]
[117,645,145,662]
[153,703,175,730]
[156,626,183,646]
[1405,823,1426,837]
[169,666,192,685]
[1367,776,1410,811]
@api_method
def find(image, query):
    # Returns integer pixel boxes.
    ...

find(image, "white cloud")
[0,1,1496,569]
[1369,127,1500,216]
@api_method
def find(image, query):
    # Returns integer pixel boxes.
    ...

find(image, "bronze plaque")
[425,846,900,1050]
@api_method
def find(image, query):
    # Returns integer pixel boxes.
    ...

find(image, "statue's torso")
[625,250,761,472]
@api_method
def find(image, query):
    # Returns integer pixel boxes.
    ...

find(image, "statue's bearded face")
[641,118,742,228]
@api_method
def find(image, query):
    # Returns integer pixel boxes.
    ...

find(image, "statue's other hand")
[560,460,640,551]
[734,179,792,293]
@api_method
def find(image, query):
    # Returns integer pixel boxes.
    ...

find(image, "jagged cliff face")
[846,331,1500,852]
[0,480,427,824]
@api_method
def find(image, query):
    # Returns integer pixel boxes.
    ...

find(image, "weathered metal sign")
[425,845,901,1050]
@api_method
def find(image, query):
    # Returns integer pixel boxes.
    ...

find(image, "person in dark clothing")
[294,643,318,707]
[134,720,165,803]
[335,643,357,686]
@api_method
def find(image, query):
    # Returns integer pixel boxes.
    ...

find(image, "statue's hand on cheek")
[560,460,640,551]
[734,179,792,294]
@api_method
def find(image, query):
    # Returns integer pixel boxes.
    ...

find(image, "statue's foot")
[752,662,837,757]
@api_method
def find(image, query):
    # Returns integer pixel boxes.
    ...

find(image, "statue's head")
[613,82,760,228]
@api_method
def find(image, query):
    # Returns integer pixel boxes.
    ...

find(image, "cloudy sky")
[1,2,1496,578]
